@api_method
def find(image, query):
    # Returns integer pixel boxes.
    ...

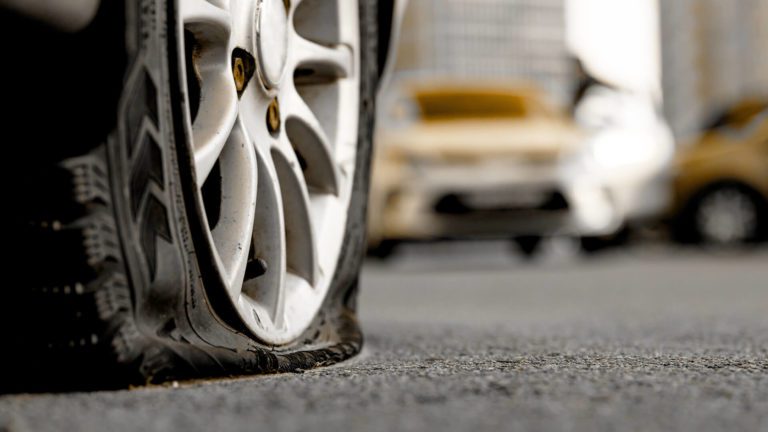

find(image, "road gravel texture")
[1,243,767,432]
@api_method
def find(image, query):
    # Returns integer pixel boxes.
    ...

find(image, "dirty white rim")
[178,0,360,345]
[696,187,757,245]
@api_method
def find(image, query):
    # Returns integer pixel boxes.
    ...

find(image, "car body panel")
[382,118,583,162]
[673,108,768,214]
[368,82,596,245]
[369,81,675,247]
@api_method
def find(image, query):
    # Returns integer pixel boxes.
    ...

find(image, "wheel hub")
[697,188,757,244]
[256,0,289,88]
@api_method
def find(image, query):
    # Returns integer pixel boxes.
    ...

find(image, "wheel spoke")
[290,34,353,80]
[234,87,293,325]
[193,88,239,184]
[227,0,254,51]
[242,146,286,322]
[179,0,230,27]
[281,81,340,195]
[272,136,318,286]
[205,120,258,297]
[179,0,229,25]
[179,0,237,184]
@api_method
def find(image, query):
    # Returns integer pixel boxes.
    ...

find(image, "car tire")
[4,0,378,391]
[513,236,542,259]
[368,239,400,260]
[689,184,766,246]
[579,227,630,255]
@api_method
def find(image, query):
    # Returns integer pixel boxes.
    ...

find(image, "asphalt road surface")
[2,242,767,432]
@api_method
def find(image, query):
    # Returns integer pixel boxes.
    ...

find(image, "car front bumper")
[374,159,626,241]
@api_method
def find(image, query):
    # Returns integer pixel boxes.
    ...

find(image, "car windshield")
[413,90,539,121]
[703,100,768,132]
[713,108,768,142]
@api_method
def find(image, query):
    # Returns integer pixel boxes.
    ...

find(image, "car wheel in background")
[579,226,631,255]
[691,185,765,246]
[579,236,612,254]
[513,236,543,259]
[368,239,400,260]
[4,0,378,391]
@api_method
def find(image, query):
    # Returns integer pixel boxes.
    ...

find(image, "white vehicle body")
[565,85,675,235]
[369,82,674,247]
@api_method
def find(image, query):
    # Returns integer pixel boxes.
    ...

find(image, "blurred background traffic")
[367,0,768,259]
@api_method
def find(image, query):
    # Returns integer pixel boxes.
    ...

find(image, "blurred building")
[394,0,573,107]
[660,0,768,140]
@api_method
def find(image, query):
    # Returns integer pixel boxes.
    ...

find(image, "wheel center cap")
[256,0,289,88]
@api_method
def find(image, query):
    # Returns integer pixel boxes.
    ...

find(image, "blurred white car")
[567,84,675,250]
[368,81,674,257]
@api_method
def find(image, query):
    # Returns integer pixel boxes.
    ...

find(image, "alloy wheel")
[178,0,361,345]
[695,187,758,245]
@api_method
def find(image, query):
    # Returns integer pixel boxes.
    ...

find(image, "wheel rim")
[177,0,360,345]
[696,187,758,245]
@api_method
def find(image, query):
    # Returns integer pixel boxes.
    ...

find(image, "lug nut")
[231,48,256,96]
[267,98,281,134]
[233,57,246,93]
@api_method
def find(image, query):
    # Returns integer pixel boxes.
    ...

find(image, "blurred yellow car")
[367,82,587,256]
[671,102,768,245]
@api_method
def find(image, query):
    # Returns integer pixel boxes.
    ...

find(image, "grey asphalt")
[2,242,767,432]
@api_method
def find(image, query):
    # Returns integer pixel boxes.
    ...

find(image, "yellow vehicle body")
[672,102,768,242]
[368,82,587,248]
